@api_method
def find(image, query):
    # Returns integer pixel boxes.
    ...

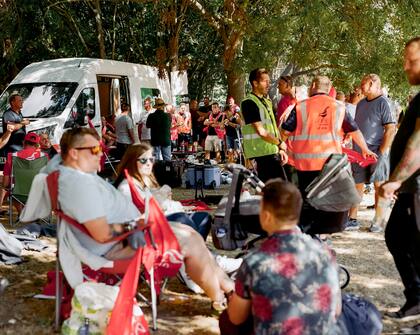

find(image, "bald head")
[310,76,332,95]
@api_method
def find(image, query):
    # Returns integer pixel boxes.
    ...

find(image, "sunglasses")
[138,157,155,164]
[74,145,102,155]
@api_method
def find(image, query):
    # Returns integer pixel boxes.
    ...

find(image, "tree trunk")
[92,0,106,59]
[226,68,245,103]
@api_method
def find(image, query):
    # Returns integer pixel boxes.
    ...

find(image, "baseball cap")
[24,132,40,144]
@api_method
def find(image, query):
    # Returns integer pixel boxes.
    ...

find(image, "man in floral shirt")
[220,179,342,335]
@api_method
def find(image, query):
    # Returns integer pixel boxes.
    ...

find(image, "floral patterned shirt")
[235,229,341,335]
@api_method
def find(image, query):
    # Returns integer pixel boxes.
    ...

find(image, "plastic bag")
[61,281,148,335]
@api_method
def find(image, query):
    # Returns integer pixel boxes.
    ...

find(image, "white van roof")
[11,58,160,84]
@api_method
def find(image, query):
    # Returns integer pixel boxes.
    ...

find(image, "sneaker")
[177,264,204,294]
[344,218,360,232]
[215,255,243,274]
[385,302,420,322]
[369,223,383,233]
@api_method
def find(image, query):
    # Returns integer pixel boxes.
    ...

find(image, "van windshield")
[0,82,78,118]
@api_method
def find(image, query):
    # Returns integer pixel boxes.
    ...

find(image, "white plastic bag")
[61,282,119,335]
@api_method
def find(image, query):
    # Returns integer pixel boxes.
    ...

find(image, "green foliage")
[0,0,419,100]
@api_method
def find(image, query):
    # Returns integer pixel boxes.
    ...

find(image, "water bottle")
[78,318,90,335]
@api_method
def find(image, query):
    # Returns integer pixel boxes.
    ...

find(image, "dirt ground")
[0,186,417,334]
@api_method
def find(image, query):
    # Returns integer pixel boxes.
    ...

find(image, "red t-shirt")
[3,148,48,176]
[276,95,296,125]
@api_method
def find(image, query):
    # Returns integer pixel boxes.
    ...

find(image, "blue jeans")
[166,212,212,240]
[153,145,171,161]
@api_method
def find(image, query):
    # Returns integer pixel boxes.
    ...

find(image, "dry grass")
[0,186,416,334]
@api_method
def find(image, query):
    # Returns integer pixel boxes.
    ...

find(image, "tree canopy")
[0,0,419,102]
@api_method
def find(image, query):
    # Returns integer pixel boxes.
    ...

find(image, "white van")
[0,58,188,145]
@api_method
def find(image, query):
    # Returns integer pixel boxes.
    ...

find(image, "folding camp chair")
[46,170,182,332]
[9,155,49,226]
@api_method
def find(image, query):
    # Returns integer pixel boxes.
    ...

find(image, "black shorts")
[351,145,380,184]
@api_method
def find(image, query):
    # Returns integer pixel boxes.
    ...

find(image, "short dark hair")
[211,102,219,106]
[262,179,302,221]
[405,36,420,48]
[279,75,293,87]
[249,68,268,88]
[60,127,99,160]
[9,93,21,104]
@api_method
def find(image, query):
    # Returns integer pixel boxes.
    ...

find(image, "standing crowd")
[1,36,420,335]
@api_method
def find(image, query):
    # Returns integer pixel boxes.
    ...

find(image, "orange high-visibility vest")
[288,94,345,171]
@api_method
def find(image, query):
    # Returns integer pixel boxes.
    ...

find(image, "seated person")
[220,179,342,335]
[114,143,212,240]
[39,132,58,158]
[56,127,233,309]
[114,143,241,292]
[1,132,48,213]
[101,116,117,147]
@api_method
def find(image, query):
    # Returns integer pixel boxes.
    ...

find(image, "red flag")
[342,148,377,167]
[107,248,149,335]
[124,170,183,288]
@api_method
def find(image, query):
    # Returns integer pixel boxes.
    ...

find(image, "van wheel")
[209,181,216,189]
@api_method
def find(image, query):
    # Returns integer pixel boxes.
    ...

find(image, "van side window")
[65,88,95,128]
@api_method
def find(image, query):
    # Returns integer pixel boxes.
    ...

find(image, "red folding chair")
[46,171,153,331]
[47,169,183,332]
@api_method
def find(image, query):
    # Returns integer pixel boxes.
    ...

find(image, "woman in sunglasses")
[115,143,235,309]
[115,145,212,240]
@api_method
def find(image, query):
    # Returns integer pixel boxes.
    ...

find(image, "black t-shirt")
[225,114,239,137]
[146,109,171,146]
[2,108,26,153]
[206,112,223,136]
[241,94,269,124]
[390,92,420,192]
[199,105,211,114]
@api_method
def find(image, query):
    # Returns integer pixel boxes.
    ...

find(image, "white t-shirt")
[138,109,154,140]
[118,179,184,215]
[58,165,140,256]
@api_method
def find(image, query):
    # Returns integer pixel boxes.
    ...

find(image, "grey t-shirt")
[115,114,134,144]
[58,165,140,256]
[354,95,395,147]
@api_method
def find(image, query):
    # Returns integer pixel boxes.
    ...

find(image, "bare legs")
[348,183,365,219]
[172,222,234,302]
[349,181,383,220]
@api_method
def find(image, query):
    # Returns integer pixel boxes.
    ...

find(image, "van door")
[64,87,97,131]
[97,76,130,118]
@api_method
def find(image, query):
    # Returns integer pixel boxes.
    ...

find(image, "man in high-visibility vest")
[240,68,288,182]
[280,75,376,233]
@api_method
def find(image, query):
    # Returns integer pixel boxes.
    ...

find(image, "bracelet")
[123,223,134,233]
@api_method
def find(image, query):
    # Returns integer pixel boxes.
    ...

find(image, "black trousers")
[297,170,347,235]
[254,154,286,183]
[385,193,420,304]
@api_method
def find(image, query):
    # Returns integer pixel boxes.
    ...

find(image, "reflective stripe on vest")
[240,94,279,159]
[288,95,345,171]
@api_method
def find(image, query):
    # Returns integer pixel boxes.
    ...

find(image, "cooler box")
[186,165,221,189]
